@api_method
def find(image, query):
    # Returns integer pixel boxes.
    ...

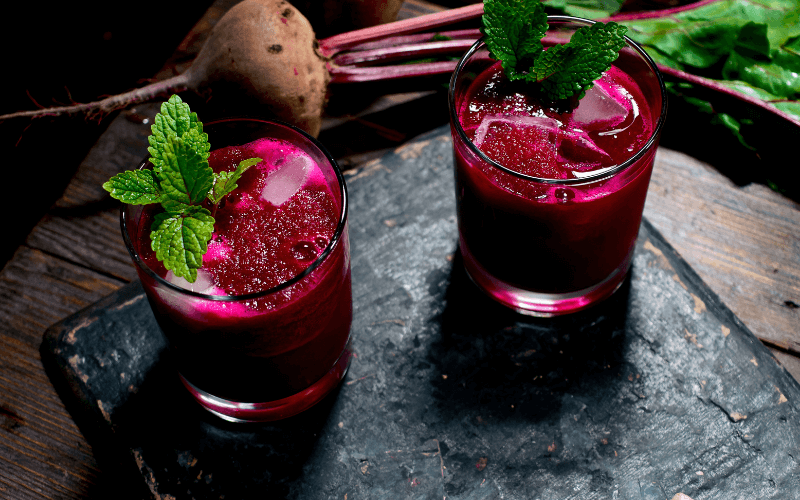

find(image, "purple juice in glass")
[448,17,666,316]
[122,118,351,422]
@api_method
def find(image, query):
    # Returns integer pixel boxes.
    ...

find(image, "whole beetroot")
[0,0,483,136]
[187,0,329,136]
[0,0,329,137]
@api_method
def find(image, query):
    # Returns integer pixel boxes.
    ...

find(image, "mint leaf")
[208,157,262,205]
[155,133,214,209]
[482,0,548,81]
[147,95,209,170]
[150,206,215,283]
[482,0,627,101]
[106,94,259,283]
[531,22,628,100]
[103,170,161,205]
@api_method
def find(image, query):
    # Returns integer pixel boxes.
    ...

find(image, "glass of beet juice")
[449,16,667,316]
[122,118,352,422]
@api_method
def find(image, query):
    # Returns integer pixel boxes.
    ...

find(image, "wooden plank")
[24,104,159,281]
[645,148,800,358]
[0,248,128,500]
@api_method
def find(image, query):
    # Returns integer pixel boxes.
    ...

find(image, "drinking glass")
[448,17,667,316]
[122,118,352,422]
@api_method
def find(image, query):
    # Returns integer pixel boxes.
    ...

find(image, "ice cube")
[154,268,223,315]
[156,269,255,318]
[571,82,629,130]
[557,128,612,166]
[473,114,561,148]
[260,154,311,206]
[165,268,219,295]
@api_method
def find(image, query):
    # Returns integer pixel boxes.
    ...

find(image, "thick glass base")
[462,252,632,317]
[180,340,352,423]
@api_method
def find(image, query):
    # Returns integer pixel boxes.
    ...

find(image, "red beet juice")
[122,119,351,422]
[448,18,666,315]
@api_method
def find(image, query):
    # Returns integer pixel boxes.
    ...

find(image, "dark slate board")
[42,125,800,500]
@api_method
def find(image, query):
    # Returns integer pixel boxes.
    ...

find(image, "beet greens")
[607,0,800,143]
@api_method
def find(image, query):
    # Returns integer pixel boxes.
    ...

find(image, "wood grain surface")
[1,0,798,498]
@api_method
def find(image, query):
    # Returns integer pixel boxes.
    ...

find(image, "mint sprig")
[482,0,548,81]
[103,95,261,283]
[482,0,628,101]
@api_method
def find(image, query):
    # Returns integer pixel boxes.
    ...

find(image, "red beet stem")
[340,28,481,52]
[328,61,460,84]
[332,38,477,67]
[318,3,483,57]
[607,0,720,21]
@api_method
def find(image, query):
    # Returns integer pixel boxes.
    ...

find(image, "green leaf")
[208,157,262,205]
[545,0,625,19]
[735,21,771,58]
[147,95,209,170]
[722,50,800,99]
[482,0,548,81]
[532,22,628,100]
[612,0,800,161]
[620,0,800,69]
[665,81,758,150]
[156,134,214,208]
[150,206,215,283]
[785,35,800,57]
[103,170,161,205]
[482,0,627,99]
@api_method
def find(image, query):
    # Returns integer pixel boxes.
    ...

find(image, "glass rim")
[447,15,668,186]
[120,116,349,302]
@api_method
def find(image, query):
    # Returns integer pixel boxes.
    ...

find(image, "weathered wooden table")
[1,1,798,499]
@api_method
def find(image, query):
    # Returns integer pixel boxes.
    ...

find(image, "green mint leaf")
[147,95,209,170]
[106,94,259,284]
[155,133,214,209]
[208,157,262,205]
[532,22,628,100]
[103,170,161,205]
[150,206,215,283]
[482,0,548,81]
[482,0,627,100]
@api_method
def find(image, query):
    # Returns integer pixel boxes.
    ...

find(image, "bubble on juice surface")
[260,153,312,206]
[290,240,318,262]
[570,80,630,131]
[554,187,575,204]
